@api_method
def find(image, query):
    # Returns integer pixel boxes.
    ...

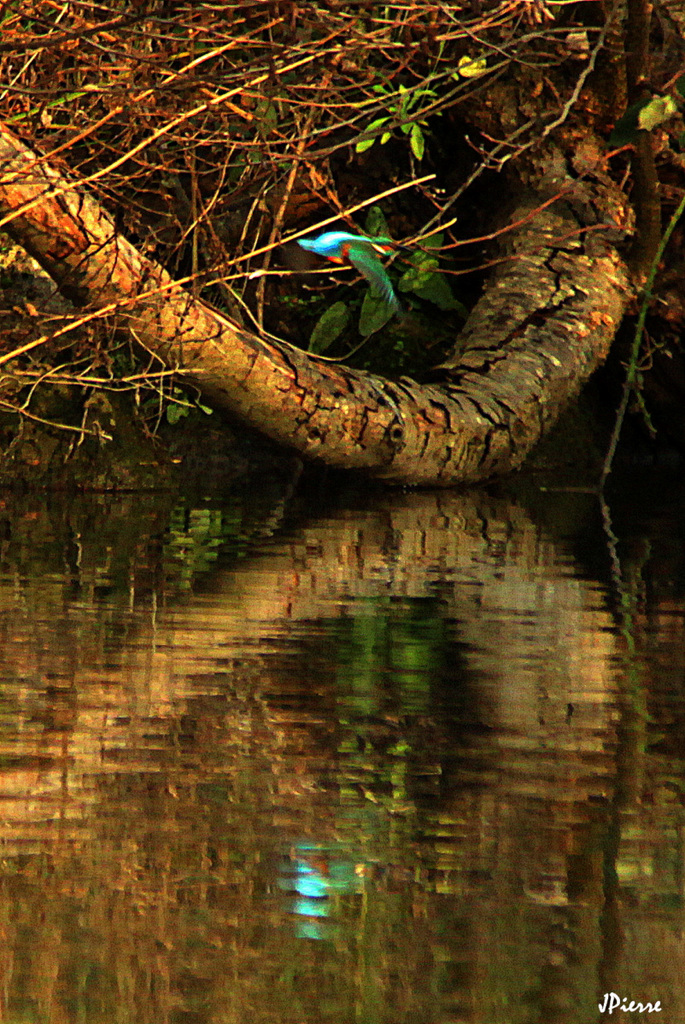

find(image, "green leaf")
[637,94,677,131]
[398,240,446,294]
[398,263,438,292]
[366,116,391,130]
[410,123,424,160]
[419,232,444,250]
[457,54,487,78]
[399,268,430,292]
[609,94,678,146]
[399,267,464,312]
[356,117,391,153]
[308,302,350,353]
[166,402,189,425]
[381,131,392,144]
[255,98,278,135]
[359,291,394,336]
[609,96,651,145]
[364,205,390,237]
[402,87,436,115]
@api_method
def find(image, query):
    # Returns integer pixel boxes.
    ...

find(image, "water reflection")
[0,481,681,1022]
[278,842,368,940]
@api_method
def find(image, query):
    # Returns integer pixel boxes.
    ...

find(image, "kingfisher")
[297,231,403,315]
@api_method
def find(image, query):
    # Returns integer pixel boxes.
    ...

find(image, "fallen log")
[0,125,632,485]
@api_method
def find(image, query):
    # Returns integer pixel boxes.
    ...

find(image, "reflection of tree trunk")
[0,126,631,485]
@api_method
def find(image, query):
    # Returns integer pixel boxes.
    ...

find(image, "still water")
[0,474,683,1023]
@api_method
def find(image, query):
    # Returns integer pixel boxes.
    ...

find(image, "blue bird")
[297,231,403,315]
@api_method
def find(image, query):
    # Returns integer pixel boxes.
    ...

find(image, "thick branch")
[0,126,631,485]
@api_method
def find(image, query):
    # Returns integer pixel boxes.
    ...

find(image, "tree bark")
[0,125,632,486]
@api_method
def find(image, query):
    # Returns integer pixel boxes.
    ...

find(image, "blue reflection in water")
[278,842,366,940]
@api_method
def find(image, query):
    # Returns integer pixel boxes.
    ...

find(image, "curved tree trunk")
[0,125,632,486]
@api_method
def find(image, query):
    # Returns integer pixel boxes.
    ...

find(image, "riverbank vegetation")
[0,1,683,486]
